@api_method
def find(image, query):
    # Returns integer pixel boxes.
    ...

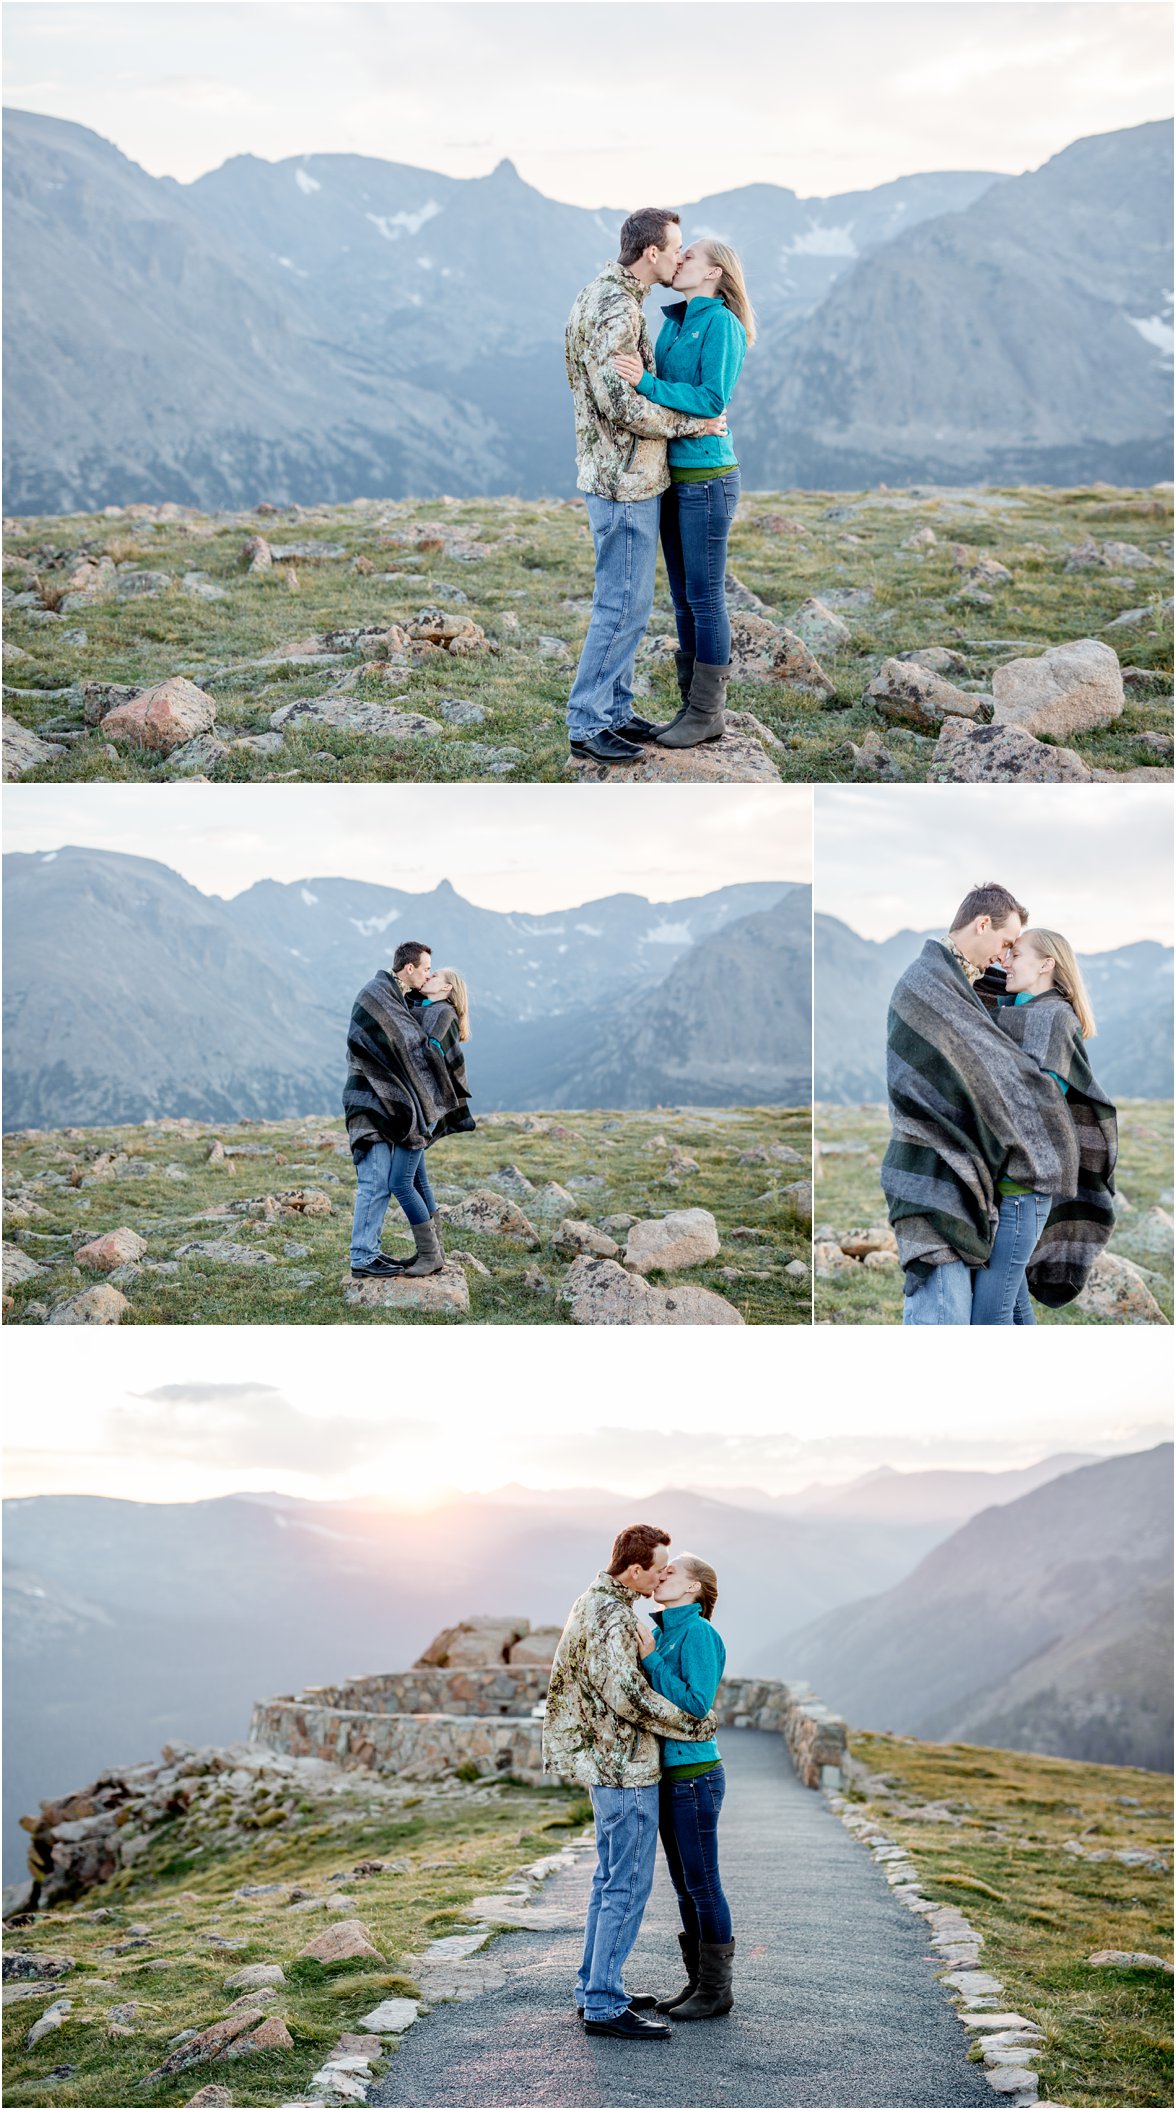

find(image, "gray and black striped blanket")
[995,991,1117,1306]
[881,940,1080,1292]
[343,972,465,1160]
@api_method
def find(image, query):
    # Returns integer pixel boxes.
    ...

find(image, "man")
[564,208,728,764]
[881,882,1080,1326]
[544,1524,718,2039]
[343,939,463,1281]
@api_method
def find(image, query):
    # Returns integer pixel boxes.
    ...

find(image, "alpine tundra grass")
[3,485,1171,783]
[813,1100,1173,1324]
[2,1771,587,2110]
[2,1104,812,1326]
[846,1732,1173,2110]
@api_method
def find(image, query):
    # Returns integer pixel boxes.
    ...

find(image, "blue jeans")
[566,495,660,739]
[971,1191,1051,1326]
[902,1257,974,1326]
[659,1763,732,1945]
[575,1784,659,2020]
[349,1141,436,1267]
[659,468,741,665]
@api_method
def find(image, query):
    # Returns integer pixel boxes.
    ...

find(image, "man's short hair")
[608,1523,670,1576]
[392,940,431,972]
[618,208,680,267]
[949,883,1028,932]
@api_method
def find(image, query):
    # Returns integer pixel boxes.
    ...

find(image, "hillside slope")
[781,1446,1174,1769]
[743,121,1173,487]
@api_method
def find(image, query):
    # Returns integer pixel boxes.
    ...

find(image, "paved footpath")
[373,1728,993,2108]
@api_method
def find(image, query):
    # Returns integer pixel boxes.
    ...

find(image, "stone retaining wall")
[251,1671,847,1791]
[248,1701,547,1784]
[293,1667,551,1717]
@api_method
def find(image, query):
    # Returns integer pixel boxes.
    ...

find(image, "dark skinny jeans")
[659,468,741,666]
[659,1763,732,1945]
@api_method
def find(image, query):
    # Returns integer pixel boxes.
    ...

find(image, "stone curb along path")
[825,1790,1063,2110]
[276,1839,591,2108]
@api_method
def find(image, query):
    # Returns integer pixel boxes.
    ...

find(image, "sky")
[3,1,1172,201]
[815,784,1174,948]
[2,783,810,909]
[4,1328,1170,1506]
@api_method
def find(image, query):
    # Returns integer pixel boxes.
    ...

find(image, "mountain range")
[5,1445,1153,1877]
[782,1446,1173,1774]
[814,915,1174,1102]
[4,106,1170,510]
[1,847,811,1129]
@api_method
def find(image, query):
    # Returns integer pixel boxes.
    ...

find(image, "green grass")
[813,1100,1173,1323]
[847,1732,1173,2108]
[3,1105,812,1325]
[3,1773,587,2108]
[4,486,1171,783]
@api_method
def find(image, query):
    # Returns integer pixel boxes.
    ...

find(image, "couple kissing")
[883,882,1119,1326]
[564,206,755,763]
[544,1523,733,2039]
[343,940,476,1281]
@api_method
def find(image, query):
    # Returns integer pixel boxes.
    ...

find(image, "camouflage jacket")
[565,263,714,502]
[542,1571,719,1787]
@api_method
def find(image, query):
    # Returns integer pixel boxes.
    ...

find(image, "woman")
[613,239,755,750]
[637,1553,734,2019]
[972,929,1116,1325]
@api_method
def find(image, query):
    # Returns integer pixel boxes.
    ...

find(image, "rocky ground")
[843,1732,1173,2110]
[1,1106,812,1327]
[2,1738,588,2109]
[813,1101,1173,1325]
[2,486,1171,785]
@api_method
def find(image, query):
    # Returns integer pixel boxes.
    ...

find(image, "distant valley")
[5,1446,1147,1877]
[2,847,811,1128]
[3,108,1170,509]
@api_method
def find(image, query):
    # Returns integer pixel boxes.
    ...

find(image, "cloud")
[110,1383,419,1474]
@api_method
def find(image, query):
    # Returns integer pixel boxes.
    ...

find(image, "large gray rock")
[789,596,851,653]
[624,1208,722,1275]
[567,727,782,784]
[3,715,64,778]
[47,1284,128,1325]
[865,658,992,732]
[929,718,1093,782]
[102,677,216,755]
[552,1218,619,1260]
[992,637,1125,739]
[2,1242,46,1287]
[562,1257,744,1326]
[1075,1252,1167,1324]
[341,1265,470,1314]
[174,1240,277,1269]
[729,612,834,693]
[270,696,443,738]
[440,1190,540,1247]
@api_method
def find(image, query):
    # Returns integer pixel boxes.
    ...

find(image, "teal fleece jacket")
[635,296,746,471]
[644,1602,725,1766]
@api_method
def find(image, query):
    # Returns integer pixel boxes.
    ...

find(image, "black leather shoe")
[627,1995,660,2011]
[569,730,642,763]
[351,1256,409,1278]
[584,2008,670,2039]
[612,717,667,743]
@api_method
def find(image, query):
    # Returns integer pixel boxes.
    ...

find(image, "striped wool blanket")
[882,940,1080,1292]
[995,991,1117,1306]
[343,971,465,1159]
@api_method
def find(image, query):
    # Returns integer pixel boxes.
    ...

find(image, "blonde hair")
[678,1552,719,1621]
[434,968,470,1042]
[1023,929,1096,1039]
[699,240,757,347]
